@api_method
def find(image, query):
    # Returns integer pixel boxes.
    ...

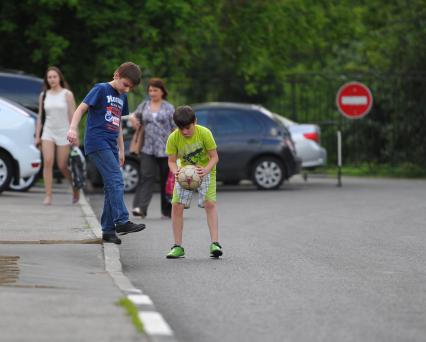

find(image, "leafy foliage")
[0,0,425,165]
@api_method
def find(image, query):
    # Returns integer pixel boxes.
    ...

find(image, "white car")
[274,114,327,169]
[0,97,41,193]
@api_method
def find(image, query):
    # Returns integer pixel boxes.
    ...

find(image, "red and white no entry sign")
[336,82,373,119]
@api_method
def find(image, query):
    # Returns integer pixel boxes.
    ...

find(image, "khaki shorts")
[172,172,216,208]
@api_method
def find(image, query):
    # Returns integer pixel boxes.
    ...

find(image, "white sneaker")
[132,207,146,218]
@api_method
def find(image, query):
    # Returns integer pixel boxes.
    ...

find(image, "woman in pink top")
[35,66,79,205]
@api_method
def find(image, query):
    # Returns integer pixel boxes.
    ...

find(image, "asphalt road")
[87,176,426,342]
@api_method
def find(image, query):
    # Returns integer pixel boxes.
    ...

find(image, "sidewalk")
[0,183,149,342]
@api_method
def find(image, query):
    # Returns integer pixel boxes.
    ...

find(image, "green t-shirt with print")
[165,125,217,174]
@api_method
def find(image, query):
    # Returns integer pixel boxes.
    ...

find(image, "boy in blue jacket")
[67,62,146,244]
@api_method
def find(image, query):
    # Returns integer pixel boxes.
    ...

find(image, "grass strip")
[313,162,426,178]
[118,297,145,333]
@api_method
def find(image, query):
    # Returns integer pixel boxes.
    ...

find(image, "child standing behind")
[165,105,222,258]
[67,62,146,244]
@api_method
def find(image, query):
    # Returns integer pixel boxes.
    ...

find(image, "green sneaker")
[166,245,185,259]
[210,242,223,258]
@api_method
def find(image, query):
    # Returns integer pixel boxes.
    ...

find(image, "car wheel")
[252,157,285,190]
[8,175,38,192]
[123,159,140,193]
[0,152,13,193]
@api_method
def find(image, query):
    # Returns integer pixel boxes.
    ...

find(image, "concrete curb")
[79,192,178,342]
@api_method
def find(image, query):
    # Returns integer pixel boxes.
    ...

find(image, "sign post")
[335,82,373,186]
[337,130,342,187]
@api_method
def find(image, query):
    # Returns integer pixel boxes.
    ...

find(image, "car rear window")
[207,109,264,136]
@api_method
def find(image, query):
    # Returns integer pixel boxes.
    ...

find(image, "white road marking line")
[138,311,173,336]
[127,288,143,294]
[128,294,153,305]
[82,191,177,339]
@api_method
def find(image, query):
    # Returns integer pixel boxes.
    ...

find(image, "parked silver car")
[273,114,327,169]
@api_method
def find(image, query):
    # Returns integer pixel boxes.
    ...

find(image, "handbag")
[165,170,175,202]
[129,125,144,156]
[129,101,147,156]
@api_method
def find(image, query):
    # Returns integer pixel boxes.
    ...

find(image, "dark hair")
[148,78,168,99]
[115,62,142,86]
[173,105,196,128]
[43,66,69,91]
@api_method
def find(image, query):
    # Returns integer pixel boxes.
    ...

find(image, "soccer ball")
[177,165,203,190]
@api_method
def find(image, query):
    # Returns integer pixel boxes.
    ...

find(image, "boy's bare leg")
[204,201,219,242]
[171,203,185,245]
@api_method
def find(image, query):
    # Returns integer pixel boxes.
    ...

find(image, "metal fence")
[130,73,426,168]
[267,73,426,167]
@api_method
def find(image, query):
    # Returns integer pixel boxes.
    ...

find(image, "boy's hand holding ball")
[196,166,209,177]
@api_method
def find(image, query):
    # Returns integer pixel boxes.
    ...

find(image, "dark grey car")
[193,102,301,189]
[0,71,43,112]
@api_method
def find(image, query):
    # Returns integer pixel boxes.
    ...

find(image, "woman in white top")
[35,66,79,205]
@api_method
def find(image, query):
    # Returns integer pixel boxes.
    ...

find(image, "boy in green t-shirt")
[165,105,222,258]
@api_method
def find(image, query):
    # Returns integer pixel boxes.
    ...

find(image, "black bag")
[69,146,86,189]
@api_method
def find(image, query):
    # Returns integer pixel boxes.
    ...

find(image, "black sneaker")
[102,233,122,245]
[116,221,146,236]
